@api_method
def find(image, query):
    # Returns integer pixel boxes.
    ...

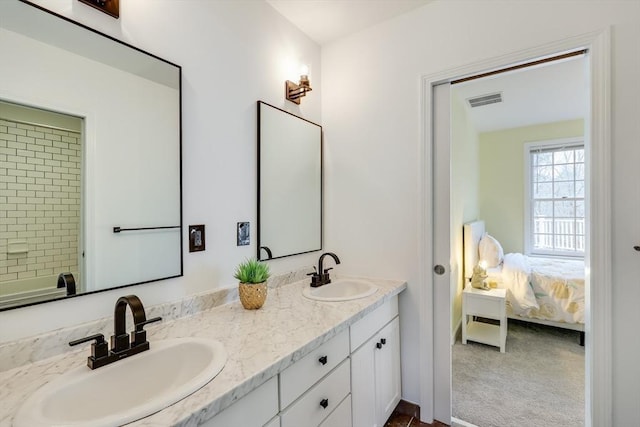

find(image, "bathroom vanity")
[0,275,406,426]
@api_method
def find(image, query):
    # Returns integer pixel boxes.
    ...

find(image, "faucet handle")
[131,316,162,347]
[69,333,109,360]
[135,316,162,331]
[323,267,334,274]
[307,266,318,276]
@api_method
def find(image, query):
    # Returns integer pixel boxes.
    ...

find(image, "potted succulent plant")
[234,258,270,309]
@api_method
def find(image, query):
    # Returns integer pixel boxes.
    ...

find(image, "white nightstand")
[462,286,507,353]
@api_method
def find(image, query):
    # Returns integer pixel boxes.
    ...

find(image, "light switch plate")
[237,222,250,246]
[189,225,205,252]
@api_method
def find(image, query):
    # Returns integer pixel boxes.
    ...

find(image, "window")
[525,140,585,257]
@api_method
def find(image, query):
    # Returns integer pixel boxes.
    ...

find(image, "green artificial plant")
[234,258,270,284]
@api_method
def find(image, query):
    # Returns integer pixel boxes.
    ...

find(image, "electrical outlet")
[237,222,250,246]
[189,225,205,252]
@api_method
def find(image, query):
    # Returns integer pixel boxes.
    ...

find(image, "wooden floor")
[385,409,448,427]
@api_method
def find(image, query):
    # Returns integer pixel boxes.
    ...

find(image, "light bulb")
[479,260,487,270]
[300,64,309,76]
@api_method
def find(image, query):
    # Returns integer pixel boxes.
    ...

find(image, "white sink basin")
[302,278,378,301]
[14,337,227,427]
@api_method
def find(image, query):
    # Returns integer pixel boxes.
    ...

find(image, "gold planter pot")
[239,282,267,309]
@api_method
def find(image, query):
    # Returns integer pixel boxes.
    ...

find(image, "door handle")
[434,265,446,275]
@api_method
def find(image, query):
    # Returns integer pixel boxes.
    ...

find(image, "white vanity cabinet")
[200,376,278,427]
[280,359,351,427]
[280,329,351,427]
[319,394,352,426]
[199,297,402,427]
[350,297,401,427]
[280,329,349,408]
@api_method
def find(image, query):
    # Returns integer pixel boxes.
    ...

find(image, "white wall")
[450,91,480,338]
[322,0,639,423]
[0,1,322,341]
[478,119,584,254]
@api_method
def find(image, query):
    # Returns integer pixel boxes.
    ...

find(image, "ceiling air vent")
[467,92,502,108]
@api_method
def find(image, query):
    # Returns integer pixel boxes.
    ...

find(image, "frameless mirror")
[257,101,322,260]
[0,1,182,310]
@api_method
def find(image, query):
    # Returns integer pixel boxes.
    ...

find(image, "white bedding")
[489,254,585,324]
[463,221,585,326]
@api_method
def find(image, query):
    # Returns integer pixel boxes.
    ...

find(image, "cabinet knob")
[376,342,382,349]
[320,398,329,409]
[634,246,640,252]
[318,355,328,365]
[380,338,386,345]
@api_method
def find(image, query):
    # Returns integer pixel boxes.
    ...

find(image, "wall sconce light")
[285,65,312,104]
[78,0,120,18]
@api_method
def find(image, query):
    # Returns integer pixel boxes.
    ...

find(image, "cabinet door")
[351,338,376,427]
[351,315,401,427]
[374,317,401,425]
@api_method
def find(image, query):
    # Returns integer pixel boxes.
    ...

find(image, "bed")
[463,220,585,341]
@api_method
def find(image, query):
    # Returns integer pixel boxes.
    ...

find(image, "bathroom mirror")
[0,1,182,310]
[257,101,322,260]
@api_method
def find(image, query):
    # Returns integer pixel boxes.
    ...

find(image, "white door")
[432,82,452,424]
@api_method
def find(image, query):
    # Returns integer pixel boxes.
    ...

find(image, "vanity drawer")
[280,359,350,427]
[280,329,349,409]
[350,296,398,352]
[319,394,351,427]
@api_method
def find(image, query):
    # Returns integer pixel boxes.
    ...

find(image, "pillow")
[478,233,504,268]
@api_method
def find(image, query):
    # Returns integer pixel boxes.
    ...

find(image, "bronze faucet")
[309,252,341,287]
[69,295,161,369]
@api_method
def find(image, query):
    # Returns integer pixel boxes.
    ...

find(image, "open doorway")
[423,30,611,427]
[449,54,588,427]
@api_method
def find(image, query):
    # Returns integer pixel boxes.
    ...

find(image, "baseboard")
[451,416,480,427]
[451,317,462,345]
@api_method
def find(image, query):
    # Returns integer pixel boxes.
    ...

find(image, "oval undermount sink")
[14,337,227,427]
[302,278,378,301]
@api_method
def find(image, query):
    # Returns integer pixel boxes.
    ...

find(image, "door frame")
[418,28,611,426]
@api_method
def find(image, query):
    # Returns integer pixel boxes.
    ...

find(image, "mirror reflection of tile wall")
[0,110,81,298]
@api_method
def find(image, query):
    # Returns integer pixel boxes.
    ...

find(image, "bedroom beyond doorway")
[449,53,588,427]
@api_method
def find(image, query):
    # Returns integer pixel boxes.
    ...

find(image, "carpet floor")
[452,319,584,427]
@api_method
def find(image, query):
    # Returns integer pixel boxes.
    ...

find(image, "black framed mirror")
[0,1,182,310]
[257,101,322,260]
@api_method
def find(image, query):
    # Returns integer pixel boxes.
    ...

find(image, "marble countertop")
[0,275,406,426]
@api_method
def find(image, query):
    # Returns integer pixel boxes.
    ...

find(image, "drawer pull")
[380,338,386,345]
[320,398,329,409]
[318,355,328,365]
[376,342,382,349]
